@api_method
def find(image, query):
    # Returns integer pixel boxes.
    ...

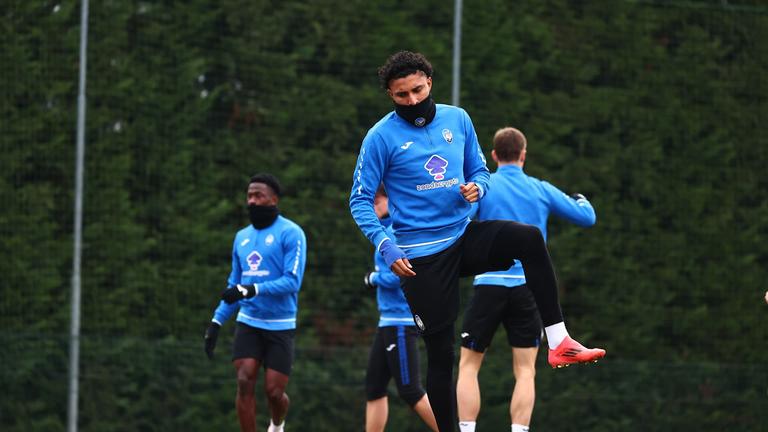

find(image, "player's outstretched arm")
[544,182,596,227]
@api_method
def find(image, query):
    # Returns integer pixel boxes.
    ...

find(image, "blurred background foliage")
[1,0,766,430]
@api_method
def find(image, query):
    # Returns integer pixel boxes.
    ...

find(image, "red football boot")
[548,336,606,368]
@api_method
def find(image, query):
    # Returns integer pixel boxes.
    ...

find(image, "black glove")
[221,284,257,304]
[570,193,587,202]
[364,272,378,290]
[204,322,220,360]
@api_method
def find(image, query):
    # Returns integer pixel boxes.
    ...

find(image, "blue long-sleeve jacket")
[212,216,307,330]
[350,104,490,259]
[370,219,415,327]
[473,165,596,288]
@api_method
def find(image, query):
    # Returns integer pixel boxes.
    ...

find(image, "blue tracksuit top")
[350,104,491,259]
[212,215,307,330]
[372,218,415,327]
[473,164,595,288]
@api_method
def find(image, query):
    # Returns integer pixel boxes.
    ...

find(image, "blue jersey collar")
[496,164,523,174]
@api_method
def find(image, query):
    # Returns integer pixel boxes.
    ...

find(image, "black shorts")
[232,322,296,376]
[460,284,542,352]
[365,325,425,406]
[401,221,517,335]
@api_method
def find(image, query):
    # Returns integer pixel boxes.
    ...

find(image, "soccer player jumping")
[349,51,605,432]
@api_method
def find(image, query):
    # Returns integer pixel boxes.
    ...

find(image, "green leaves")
[2,1,767,430]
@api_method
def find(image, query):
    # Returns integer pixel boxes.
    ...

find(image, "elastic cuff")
[476,184,485,199]
[377,237,391,252]
[253,283,259,296]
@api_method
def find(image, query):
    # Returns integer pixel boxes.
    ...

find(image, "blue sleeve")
[460,109,490,196]
[373,226,401,289]
[468,202,479,220]
[349,132,392,252]
[213,239,241,324]
[256,226,307,296]
[375,268,401,291]
[542,182,597,227]
[213,300,238,325]
[227,238,242,287]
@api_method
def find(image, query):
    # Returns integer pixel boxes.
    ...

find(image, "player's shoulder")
[535,177,564,192]
[525,173,548,187]
[533,178,572,204]
[436,103,468,119]
[496,169,550,198]
[275,216,306,238]
[365,111,399,139]
[234,224,254,239]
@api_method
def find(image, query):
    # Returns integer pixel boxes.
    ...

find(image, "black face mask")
[248,204,279,229]
[394,94,436,127]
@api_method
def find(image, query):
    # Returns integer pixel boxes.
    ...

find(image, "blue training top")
[212,215,307,330]
[473,165,596,288]
[371,218,415,328]
[350,104,491,259]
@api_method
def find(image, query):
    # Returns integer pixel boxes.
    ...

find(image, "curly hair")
[249,173,282,197]
[377,51,433,90]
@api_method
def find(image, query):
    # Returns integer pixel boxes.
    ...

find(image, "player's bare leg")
[456,347,485,431]
[234,358,261,432]
[366,396,388,432]
[510,347,537,428]
[412,394,439,431]
[264,368,289,430]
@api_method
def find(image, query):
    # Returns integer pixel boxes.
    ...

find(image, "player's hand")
[460,182,480,203]
[379,239,416,277]
[364,272,378,289]
[204,322,220,360]
[391,258,416,277]
[221,284,257,304]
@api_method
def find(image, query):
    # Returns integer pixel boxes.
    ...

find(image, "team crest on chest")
[442,129,453,143]
[265,234,274,246]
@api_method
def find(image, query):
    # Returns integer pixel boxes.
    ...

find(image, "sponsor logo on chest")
[243,250,270,277]
[416,154,459,191]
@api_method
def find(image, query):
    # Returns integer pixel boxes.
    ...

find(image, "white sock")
[544,322,569,350]
[267,419,284,432]
[458,421,476,432]
[512,424,529,432]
